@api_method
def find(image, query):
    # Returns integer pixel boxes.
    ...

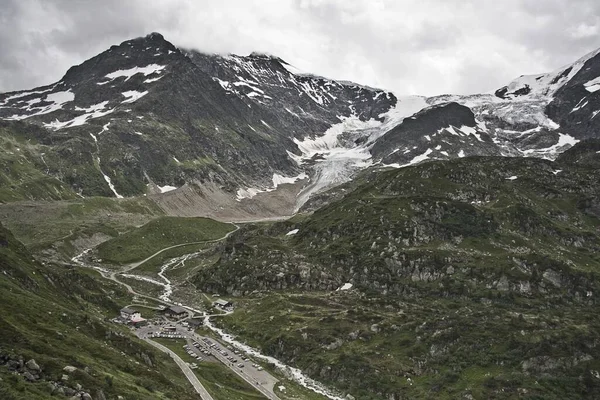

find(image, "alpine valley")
[1,33,600,400]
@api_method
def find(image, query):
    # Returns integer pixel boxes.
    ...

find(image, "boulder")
[7,360,19,371]
[82,392,93,400]
[63,365,77,373]
[26,359,41,371]
[23,371,37,382]
[47,381,58,393]
[496,275,510,291]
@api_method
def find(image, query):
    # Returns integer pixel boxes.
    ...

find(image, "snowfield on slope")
[292,96,428,210]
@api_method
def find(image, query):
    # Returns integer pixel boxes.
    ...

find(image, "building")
[164,305,187,318]
[120,307,141,321]
[187,318,204,329]
[213,299,233,310]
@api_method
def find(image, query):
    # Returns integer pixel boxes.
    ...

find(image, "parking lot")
[189,332,278,395]
[137,320,279,399]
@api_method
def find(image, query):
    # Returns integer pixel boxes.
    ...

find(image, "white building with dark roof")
[213,299,233,309]
[120,307,140,320]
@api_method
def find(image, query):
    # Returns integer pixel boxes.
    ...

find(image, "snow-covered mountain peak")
[1,32,599,215]
[495,46,600,100]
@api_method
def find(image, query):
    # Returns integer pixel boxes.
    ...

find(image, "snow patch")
[460,125,483,142]
[44,101,113,130]
[571,98,589,113]
[158,185,177,193]
[236,172,308,201]
[6,90,75,120]
[522,133,580,159]
[121,90,148,103]
[499,46,600,99]
[273,172,308,188]
[446,126,459,136]
[284,107,301,118]
[506,176,518,181]
[103,64,166,82]
[584,77,600,93]
[215,78,231,91]
[286,229,299,236]
[144,76,163,84]
[337,283,353,291]
[408,148,433,165]
[298,81,325,105]
[90,128,122,199]
[120,274,164,286]
[0,87,54,104]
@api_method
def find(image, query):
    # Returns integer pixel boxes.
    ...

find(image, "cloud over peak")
[1,0,599,96]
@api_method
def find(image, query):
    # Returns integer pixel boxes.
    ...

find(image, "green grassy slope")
[0,222,199,399]
[96,216,235,264]
[0,196,164,260]
[0,125,78,203]
[195,154,600,399]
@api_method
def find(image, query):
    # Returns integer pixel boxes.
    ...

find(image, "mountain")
[194,148,600,399]
[0,33,396,218]
[3,31,600,400]
[2,33,600,219]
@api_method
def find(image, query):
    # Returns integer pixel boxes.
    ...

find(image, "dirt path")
[124,222,240,271]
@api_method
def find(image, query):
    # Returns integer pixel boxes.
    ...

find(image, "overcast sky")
[1,0,599,96]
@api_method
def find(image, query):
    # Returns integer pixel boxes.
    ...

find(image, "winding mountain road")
[122,222,240,272]
[72,218,345,400]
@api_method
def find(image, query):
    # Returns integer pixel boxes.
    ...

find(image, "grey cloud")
[0,0,599,96]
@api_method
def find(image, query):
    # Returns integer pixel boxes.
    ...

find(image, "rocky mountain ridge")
[1,33,600,218]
